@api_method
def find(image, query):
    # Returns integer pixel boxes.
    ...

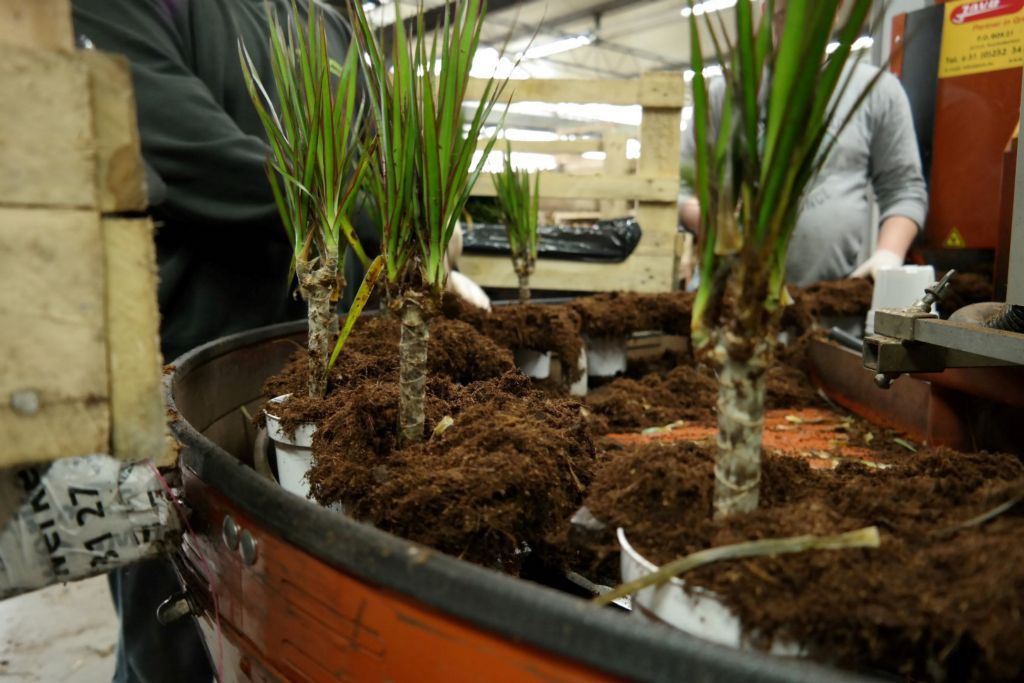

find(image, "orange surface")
[181,469,620,683]
[607,407,880,470]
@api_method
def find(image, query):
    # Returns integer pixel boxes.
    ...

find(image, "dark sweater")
[73,0,372,360]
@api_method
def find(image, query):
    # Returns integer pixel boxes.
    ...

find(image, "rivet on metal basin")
[222,515,240,550]
[239,529,258,566]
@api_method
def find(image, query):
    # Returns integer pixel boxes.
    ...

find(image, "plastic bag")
[463,217,642,263]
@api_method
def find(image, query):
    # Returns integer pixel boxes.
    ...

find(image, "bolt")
[10,390,40,416]
[222,516,239,551]
[874,373,896,390]
[156,592,194,624]
[239,529,258,566]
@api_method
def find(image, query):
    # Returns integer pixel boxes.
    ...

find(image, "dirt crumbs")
[579,442,1024,681]
[570,291,695,337]
[583,363,823,435]
[266,315,595,574]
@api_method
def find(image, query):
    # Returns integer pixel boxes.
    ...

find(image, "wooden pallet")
[0,0,171,467]
[459,72,684,293]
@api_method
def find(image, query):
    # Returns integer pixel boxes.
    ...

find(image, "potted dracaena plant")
[492,143,540,304]
[492,143,555,379]
[240,3,384,497]
[595,0,883,640]
[350,0,507,446]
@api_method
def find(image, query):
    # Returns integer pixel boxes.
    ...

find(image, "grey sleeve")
[868,73,929,230]
[72,0,278,230]
[679,77,725,202]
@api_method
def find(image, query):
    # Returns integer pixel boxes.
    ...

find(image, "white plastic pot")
[866,265,936,335]
[265,395,316,500]
[585,336,627,378]
[617,528,802,656]
[514,348,552,380]
[569,346,588,397]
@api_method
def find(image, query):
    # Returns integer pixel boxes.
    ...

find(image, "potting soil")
[580,441,1024,682]
[262,279,1022,681]
[266,316,595,573]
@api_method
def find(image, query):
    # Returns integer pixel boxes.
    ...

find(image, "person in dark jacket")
[71,1,370,680]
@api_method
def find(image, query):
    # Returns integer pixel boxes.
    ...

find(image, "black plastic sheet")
[462,218,642,263]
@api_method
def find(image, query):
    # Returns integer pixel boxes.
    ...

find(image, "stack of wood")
[0,0,171,469]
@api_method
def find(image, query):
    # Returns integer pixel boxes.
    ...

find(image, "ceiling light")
[683,65,722,82]
[826,35,875,54]
[582,151,607,161]
[520,33,595,61]
[680,0,755,18]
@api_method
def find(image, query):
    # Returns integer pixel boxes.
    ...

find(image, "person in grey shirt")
[679,7,928,286]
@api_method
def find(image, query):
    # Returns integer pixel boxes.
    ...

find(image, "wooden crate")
[0,0,171,467]
[460,72,684,293]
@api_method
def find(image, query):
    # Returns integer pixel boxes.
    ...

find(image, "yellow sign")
[944,227,967,248]
[938,0,1024,78]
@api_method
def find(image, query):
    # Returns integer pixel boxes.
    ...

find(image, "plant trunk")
[712,336,769,519]
[398,292,429,446]
[297,257,338,399]
[517,273,530,304]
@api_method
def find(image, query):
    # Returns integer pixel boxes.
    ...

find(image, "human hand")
[447,270,491,311]
[850,249,903,279]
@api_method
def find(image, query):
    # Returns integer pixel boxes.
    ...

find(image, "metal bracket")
[864,306,1024,388]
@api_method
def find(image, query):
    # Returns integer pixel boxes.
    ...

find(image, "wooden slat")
[0,0,73,52]
[85,51,147,213]
[635,71,683,288]
[471,173,677,201]
[474,139,600,154]
[0,45,95,209]
[103,218,174,465]
[0,208,110,467]
[459,252,675,293]
[468,75,685,108]
[601,133,630,218]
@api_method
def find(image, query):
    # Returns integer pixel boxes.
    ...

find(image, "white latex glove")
[850,248,903,279]
[447,270,491,311]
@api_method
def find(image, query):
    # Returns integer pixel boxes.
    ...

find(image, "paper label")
[939,0,1024,78]
[0,456,180,600]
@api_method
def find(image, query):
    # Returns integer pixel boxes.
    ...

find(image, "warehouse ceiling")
[340,1,875,144]
[351,0,764,79]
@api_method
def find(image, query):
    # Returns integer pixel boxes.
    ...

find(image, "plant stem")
[398,291,429,446]
[713,335,769,518]
[297,257,338,399]
[594,526,880,606]
[518,272,530,304]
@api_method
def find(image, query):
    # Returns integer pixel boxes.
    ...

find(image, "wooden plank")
[85,51,147,213]
[638,71,686,109]
[0,45,96,209]
[469,77,641,105]
[459,253,675,293]
[0,0,73,52]
[0,208,110,467]
[474,139,599,154]
[601,133,630,218]
[636,76,683,288]
[103,218,174,465]
[471,173,677,201]
[468,75,683,107]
